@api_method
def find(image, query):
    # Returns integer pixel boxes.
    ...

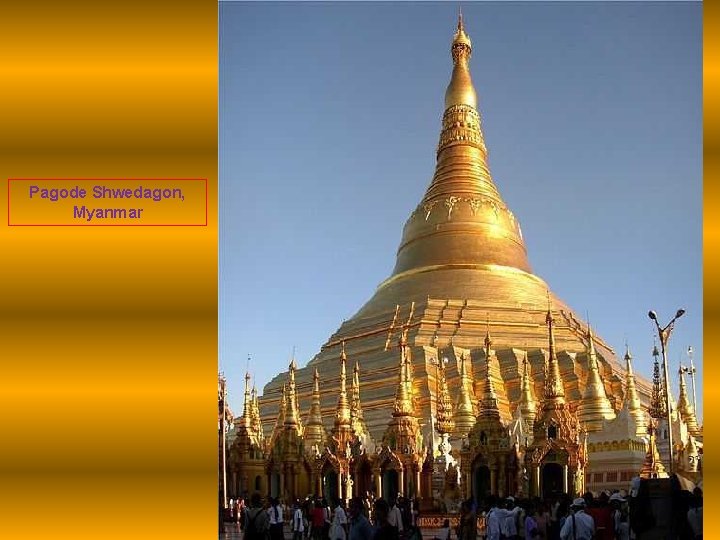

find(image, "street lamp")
[648,309,685,473]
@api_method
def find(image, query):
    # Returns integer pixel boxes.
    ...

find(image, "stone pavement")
[219,522,243,540]
[219,523,447,540]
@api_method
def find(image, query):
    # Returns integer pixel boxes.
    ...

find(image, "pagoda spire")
[677,365,701,436]
[639,420,669,479]
[543,296,565,405]
[240,371,253,428]
[251,384,264,443]
[271,384,287,444]
[479,323,501,421]
[454,352,477,436]
[577,323,616,432]
[623,344,647,436]
[304,368,326,451]
[435,355,455,435]
[381,16,532,288]
[393,332,414,416]
[518,351,537,424]
[350,360,368,437]
[383,327,421,456]
[445,10,477,111]
[335,341,352,428]
[284,357,301,429]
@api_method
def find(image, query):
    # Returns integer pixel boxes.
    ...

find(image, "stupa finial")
[454,352,476,435]
[335,341,351,427]
[623,341,647,436]
[577,320,616,431]
[544,296,565,402]
[518,351,537,423]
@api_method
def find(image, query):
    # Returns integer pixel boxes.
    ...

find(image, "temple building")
[224,16,701,504]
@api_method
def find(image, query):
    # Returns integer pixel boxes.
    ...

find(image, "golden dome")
[261,16,637,446]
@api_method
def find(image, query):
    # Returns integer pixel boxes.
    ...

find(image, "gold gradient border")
[0,1,217,538]
[705,0,716,528]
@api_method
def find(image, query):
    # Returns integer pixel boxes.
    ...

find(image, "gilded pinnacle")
[479,324,500,420]
[640,421,669,479]
[623,344,647,436]
[577,324,616,431]
[436,356,455,434]
[518,352,537,423]
[350,360,369,438]
[454,353,476,435]
[304,368,326,450]
[285,356,301,428]
[677,366,701,436]
[544,303,565,403]
[335,342,352,427]
[393,336,414,416]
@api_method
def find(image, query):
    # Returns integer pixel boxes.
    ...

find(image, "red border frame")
[7,178,208,226]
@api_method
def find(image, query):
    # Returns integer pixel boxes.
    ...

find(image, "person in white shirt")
[500,497,520,540]
[387,497,404,533]
[609,493,630,540]
[559,499,594,540]
[485,496,521,540]
[331,499,348,540]
[293,500,306,540]
[269,498,285,540]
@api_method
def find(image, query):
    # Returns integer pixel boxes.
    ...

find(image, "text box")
[8,178,207,226]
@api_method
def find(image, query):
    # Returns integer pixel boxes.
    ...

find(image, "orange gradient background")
[705,0,716,531]
[0,1,217,538]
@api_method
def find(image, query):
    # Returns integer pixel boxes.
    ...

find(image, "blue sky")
[219,2,702,421]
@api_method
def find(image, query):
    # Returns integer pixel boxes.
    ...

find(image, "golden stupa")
[258,15,651,443]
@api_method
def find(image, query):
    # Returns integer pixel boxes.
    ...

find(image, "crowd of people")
[225,484,702,540]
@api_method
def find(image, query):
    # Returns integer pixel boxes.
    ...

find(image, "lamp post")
[648,309,685,474]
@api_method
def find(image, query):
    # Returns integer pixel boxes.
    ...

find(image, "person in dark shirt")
[348,497,375,540]
[372,498,399,540]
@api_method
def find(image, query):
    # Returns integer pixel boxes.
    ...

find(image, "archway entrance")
[473,465,490,504]
[355,460,373,497]
[323,470,338,502]
[382,469,399,501]
[541,463,563,499]
[270,472,281,498]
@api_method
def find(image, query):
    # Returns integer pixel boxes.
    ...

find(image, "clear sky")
[219,2,702,421]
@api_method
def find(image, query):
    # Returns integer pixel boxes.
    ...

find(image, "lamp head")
[676,309,686,319]
[648,310,658,321]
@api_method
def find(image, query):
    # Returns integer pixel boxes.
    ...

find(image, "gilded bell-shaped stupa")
[623,345,647,436]
[518,352,537,424]
[576,325,616,432]
[454,352,477,437]
[304,369,327,451]
[677,366,701,436]
[258,16,649,445]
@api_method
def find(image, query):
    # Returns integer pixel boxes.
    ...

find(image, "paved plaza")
[219,523,445,540]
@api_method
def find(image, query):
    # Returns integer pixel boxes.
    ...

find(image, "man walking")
[559,499,594,540]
